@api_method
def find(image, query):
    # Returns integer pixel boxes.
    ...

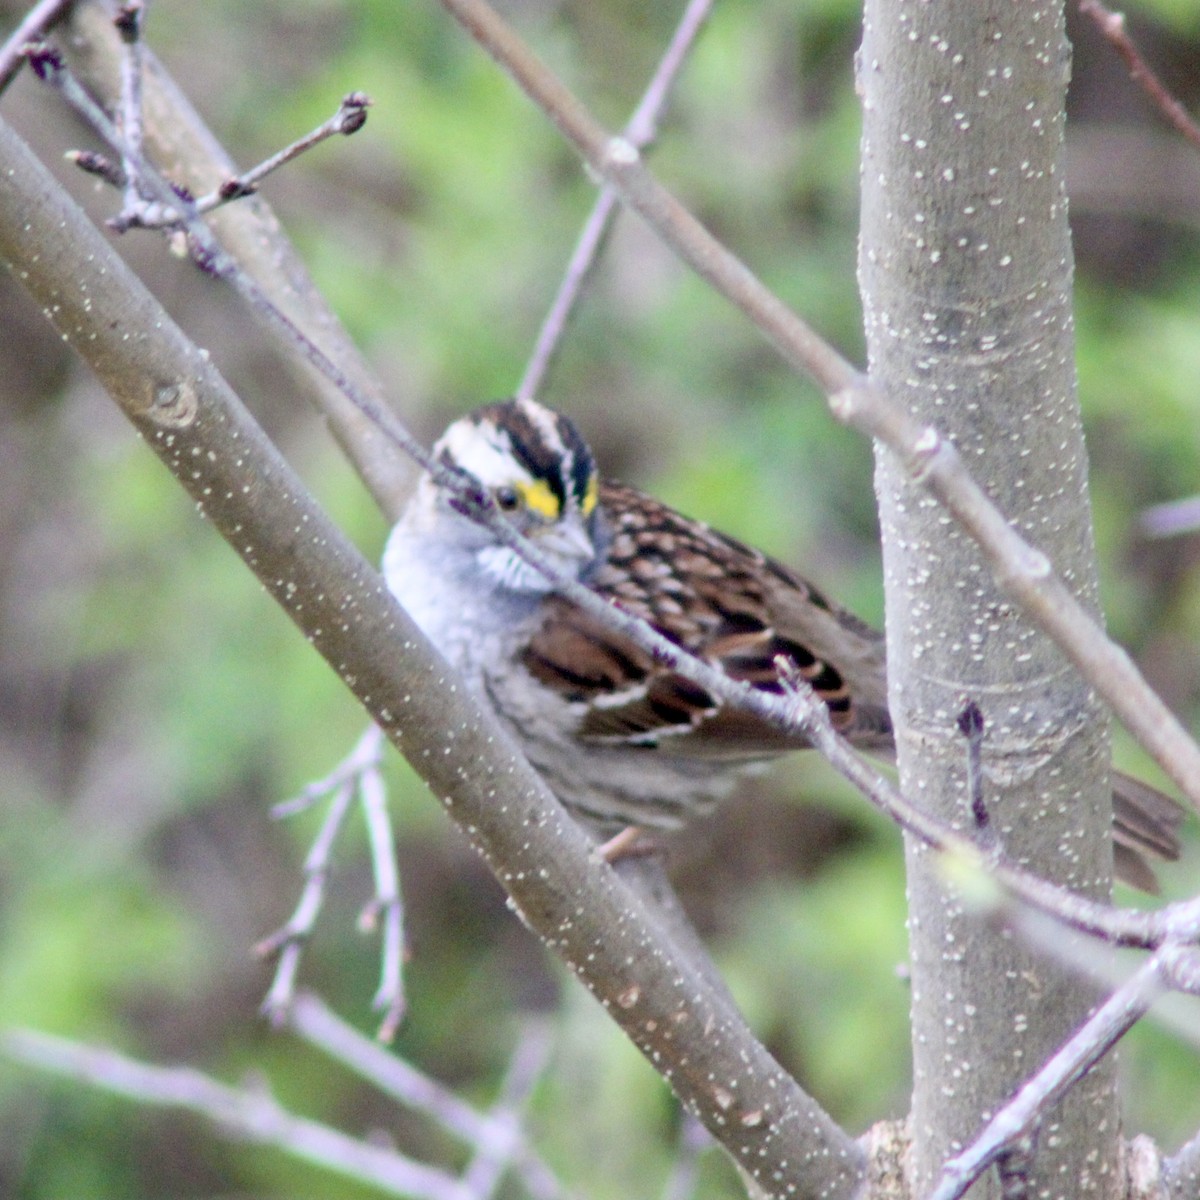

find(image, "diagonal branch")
[434,0,1200,822]
[0,1027,470,1200]
[928,952,1167,1200]
[0,112,863,1200]
[1079,0,1200,154]
[519,0,714,398]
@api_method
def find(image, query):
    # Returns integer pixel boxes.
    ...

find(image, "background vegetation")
[1,0,1199,1195]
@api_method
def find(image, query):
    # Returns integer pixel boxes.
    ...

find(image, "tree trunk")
[858,2,1120,1197]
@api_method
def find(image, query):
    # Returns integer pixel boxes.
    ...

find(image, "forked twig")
[256,774,357,1022]
[2,1013,569,1200]
[257,724,404,1037]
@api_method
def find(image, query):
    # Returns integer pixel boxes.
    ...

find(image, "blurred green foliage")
[1,0,1199,1196]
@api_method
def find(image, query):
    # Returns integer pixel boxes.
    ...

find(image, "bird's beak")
[535,519,596,567]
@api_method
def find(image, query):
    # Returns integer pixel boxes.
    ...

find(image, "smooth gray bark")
[858,3,1120,1198]
[0,111,864,1200]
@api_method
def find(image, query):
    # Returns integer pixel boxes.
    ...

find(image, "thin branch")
[1079,0,1200,154]
[927,952,1168,1200]
[0,1028,472,1200]
[256,775,357,1024]
[0,0,74,92]
[272,722,385,819]
[357,757,407,1041]
[461,1018,557,1200]
[434,0,1200,825]
[290,992,508,1143]
[107,91,374,228]
[289,995,570,1200]
[114,2,146,221]
[519,0,714,398]
[196,92,371,211]
[0,116,864,1199]
[259,724,405,1038]
[776,664,1197,951]
[1140,495,1200,539]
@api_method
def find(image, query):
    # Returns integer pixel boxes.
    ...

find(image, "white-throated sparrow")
[383,398,1181,888]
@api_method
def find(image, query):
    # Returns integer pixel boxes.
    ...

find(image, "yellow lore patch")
[517,478,561,519]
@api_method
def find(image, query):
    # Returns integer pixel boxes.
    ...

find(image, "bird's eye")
[495,485,521,512]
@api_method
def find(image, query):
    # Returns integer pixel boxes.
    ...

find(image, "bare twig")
[357,756,406,1041]
[195,92,371,211]
[927,953,1167,1200]
[290,992,510,1141]
[259,724,405,1038]
[0,0,74,92]
[1079,0,1200,154]
[1140,495,1200,539]
[289,994,569,1200]
[519,0,714,398]
[114,2,147,221]
[256,775,357,1024]
[113,91,373,228]
[0,1028,472,1200]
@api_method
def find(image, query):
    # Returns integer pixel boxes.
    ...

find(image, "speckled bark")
[0,114,865,1200]
[858,3,1120,1199]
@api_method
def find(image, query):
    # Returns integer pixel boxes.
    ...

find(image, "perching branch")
[0,112,864,1200]
[434,0,1200,823]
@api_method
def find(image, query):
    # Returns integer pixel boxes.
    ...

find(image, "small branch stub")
[149,380,198,428]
